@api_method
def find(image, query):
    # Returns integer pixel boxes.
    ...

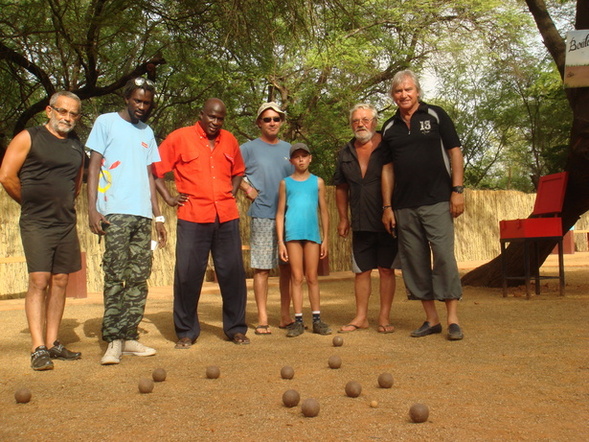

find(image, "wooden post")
[65,252,87,299]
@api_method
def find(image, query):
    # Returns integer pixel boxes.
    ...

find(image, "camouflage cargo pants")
[101,214,153,342]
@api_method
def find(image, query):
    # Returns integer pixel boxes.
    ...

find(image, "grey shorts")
[20,223,81,274]
[250,218,279,270]
[395,202,462,301]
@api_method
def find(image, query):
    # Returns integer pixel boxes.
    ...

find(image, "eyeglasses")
[261,116,282,123]
[51,106,80,119]
[351,117,374,126]
[134,77,155,88]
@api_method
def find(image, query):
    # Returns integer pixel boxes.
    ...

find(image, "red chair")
[499,172,568,298]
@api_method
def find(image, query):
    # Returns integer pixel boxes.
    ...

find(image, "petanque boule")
[378,372,394,388]
[282,389,300,407]
[206,365,221,379]
[332,335,343,347]
[345,380,362,398]
[152,368,167,382]
[409,403,429,423]
[301,398,320,417]
[14,388,32,404]
[138,378,154,394]
[328,355,342,369]
[281,365,294,380]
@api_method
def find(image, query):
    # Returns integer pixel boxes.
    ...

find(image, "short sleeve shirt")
[381,102,461,209]
[153,123,245,223]
[240,138,293,219]
[86,112,160,218]
[332,137,387,232]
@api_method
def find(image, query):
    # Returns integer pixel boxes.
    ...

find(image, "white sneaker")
[101,339,123,365]
[122,340,156,357]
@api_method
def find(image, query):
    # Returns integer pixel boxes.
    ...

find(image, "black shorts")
[20,223,81,274]
[351,231,398,273]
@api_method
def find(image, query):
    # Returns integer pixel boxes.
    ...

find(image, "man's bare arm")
[0,130,32,204]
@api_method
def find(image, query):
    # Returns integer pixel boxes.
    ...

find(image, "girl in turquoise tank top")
[276,143,331,337]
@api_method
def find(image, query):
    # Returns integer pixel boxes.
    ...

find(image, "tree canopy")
[0,0,577,188]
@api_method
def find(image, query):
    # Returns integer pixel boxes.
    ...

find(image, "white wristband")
[154,216,165,223]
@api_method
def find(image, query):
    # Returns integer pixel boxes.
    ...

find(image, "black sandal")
[255,325,272,335]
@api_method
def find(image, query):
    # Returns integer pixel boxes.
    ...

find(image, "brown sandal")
[174,337,195,349]
[231,333,250,345]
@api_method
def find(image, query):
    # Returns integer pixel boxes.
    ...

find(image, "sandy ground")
[0,254,588,441]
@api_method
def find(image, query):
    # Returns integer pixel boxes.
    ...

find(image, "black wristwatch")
[452,186,464,194]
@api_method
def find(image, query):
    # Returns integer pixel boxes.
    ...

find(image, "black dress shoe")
[447,323,464,341]
[410,321,442,337]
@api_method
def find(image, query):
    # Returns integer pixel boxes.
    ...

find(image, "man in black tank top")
[0,91,85,371]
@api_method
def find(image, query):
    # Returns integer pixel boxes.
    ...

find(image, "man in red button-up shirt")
[153,98,249,347]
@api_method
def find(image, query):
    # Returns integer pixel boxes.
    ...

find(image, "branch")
[11,56,166,135]
[0,42,55,95]
[46,0,89,82]
[70,56,167,101]
[84,0,107,86]
[13,99,50,137]
[524,0,566,78]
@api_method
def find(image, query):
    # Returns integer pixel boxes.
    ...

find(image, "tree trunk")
[462,0,589,287]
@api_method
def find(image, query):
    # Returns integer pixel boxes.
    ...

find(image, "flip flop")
[378,324,395,334]
[255,325,272,335]
[338,324,366,333]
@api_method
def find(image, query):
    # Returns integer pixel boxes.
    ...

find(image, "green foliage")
[0,0,575,189]
[430,0,573,191]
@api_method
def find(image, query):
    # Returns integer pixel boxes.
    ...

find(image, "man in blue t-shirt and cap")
[240,102,294,335]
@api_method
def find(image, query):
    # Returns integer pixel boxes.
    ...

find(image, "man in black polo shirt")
[334,103,398,334]
[381,70,465,341]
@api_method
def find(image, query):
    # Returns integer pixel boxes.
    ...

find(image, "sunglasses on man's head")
[262,117,282,123]
[134,77,155,87]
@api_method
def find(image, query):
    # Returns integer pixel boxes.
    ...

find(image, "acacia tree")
[462,0,589,287]
[0,0,569,189]
[0,2,482,156]
[0,0,171,150]
[212,0,527,179]
[430,1,572,191]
